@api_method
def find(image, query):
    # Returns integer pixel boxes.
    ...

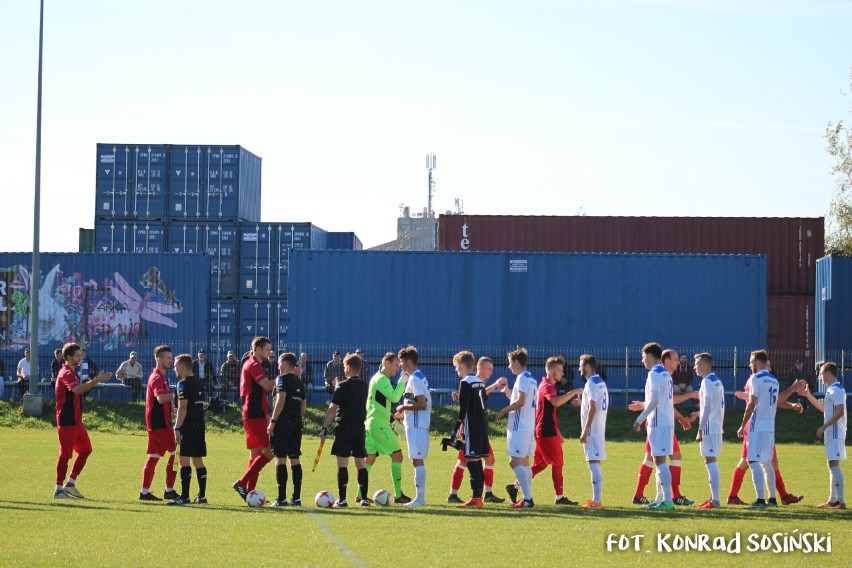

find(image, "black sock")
[357,467,369,502]
[338,467,349,501]
[196,467,207,499]
[467,461,484,499]
[276,464,289,501]
[180,466,192,500]
[291,464,303,501]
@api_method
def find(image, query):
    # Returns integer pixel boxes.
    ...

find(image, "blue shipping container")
[167,145,261,221]
[816,255,852,364]
[95,145,134,218]
[288,251,767,351]
[168,222,240,296]
[94,220,168,254]
[326,231,363,251]
[0,253,210,370]
[238,299,288,349]
[210,299,240,362]
[239,222,327,296]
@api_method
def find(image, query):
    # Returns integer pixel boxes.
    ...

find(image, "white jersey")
[824,382,847,441]
[581,374,608,438]
[508,370,537,433]
[698,373,725,435]
[402,370,431,430]
[748,370,778,433]
[640,364,674,429]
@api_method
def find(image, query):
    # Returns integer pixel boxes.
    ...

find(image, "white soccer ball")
[246,489,266,508]
[373,489,391,506]
[315,490,335,508]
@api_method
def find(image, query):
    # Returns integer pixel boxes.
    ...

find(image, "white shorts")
[825,437,847,461]
[507,429,534,458]
[746,431,774,462]
[405,427,430,460]
[647,426,675,457]
[583,434,606,461]
[699,434,723,458]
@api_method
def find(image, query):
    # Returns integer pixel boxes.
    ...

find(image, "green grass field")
[0,402,849,567]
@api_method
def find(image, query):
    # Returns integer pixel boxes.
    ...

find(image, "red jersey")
[145,368,172,431]
[56,363,82,426]
[241,357,268,419]
[535,378,560,439]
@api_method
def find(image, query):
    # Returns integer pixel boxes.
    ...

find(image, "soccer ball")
[373,489,391,506]
[315,490,335,508]
[246,489,266,508]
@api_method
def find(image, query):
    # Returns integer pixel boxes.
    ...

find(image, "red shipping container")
[438,215,824,296]
[767,295,814,352]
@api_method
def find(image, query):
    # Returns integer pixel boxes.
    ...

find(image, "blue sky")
[1,0,850,250]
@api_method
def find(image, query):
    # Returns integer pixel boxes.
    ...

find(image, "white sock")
[831,465,845,503]
[56,484,63,491]
[141,488,150,495]
[414,466,426,504]
[829,465,838,502]
[589,463,603,503]
[749,462,765,500]
[67,477,76,486]
[514,466,532,500]
[657,464,672,503]
[706,462,720,502]
[762,463,776,499]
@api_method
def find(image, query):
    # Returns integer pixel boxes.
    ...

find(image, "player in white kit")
[495,348,538,508]
[798,362,847,509]
[694,352,725,509]
[633,342,676,511]
[737,350,779,509]
[579,354,608,508]
[394,346,432,508]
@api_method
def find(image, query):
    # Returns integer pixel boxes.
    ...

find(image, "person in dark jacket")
[192,349,217,396]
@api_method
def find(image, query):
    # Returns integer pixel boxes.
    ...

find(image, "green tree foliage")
[826,70,852,255]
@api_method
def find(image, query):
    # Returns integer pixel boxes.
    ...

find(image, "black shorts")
[179,424,207,458]
[271,417,303,459]
[331,424,367,459]
[464,429,490,459]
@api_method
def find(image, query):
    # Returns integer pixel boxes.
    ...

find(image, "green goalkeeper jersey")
[365,371,406,427]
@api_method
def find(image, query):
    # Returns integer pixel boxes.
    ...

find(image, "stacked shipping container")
[816,256,852,368]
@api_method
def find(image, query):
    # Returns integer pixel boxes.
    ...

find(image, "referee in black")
[170,354,208,506]
[268,352,307,507]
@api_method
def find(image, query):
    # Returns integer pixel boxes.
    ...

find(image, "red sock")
[451,465,465,491]
[165,455,177,489]
[635,463,653,498]
[774,469,788,497]
[531,462,547,478]
[70,450,91,480]
[483,466,494,490]
[240,454,271,487]
[56,456,70,485]
[552,466,563,496]
[142,457,159,490]
[729,466,746,498]
[670,465,682,499]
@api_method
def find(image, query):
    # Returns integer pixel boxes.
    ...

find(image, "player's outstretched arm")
[797,383,824,412]
[673,391,699,404]
[552,388,582,408]
[778,380,806,405]
[495,391,525,421]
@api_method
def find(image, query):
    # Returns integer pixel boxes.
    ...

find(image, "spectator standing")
[116,351,145,401]
[357,349,370,381]
[672,352,693,395]
[299,353,312,389]
[219,351,240,401]
[51,349,63,384]
[192,349,217,397]
[17,348,31,399]
[324,351,344,395]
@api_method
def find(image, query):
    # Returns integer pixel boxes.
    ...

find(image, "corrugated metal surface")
[78,229,95,253]
[238,299,288,348]
[189,146,262,221]
[168,146,205,219]
[0,253,210,367]
[238,222,327,297]
[168,222,240,296]
[210,299,239,362]
[96,144,169,220]
[438,215,823,296]
[816,256,852,363]
[94,221,168,254]
[288,250,766,351]
[327,232,363,250]
[767,295,813,351]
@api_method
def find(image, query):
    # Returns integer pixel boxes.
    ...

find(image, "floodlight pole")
[426,153,436,218]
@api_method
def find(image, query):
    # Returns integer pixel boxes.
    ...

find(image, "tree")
[825,69,852,255]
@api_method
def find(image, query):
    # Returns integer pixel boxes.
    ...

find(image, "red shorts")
[740,438,778,460]
[644,434,680,454]
[458,443,495,461]
[57,425,92,459]
[533,436,564,467]
[244,417,270,449]
[146,428,176,456]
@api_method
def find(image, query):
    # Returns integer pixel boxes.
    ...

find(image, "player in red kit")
[140,345,178,501]
[53,342,112,499]
[233,336,275,500]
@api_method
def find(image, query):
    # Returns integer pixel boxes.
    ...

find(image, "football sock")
[276,464,288,501]
[552,466,564,496]
[531,462,547,477]
[749,462,765,500]
[483,464,494,492]
[514,466,532,501]
[589,463,603,503]
[142,457,159,490]
[669,462,682,499]
[635,461,653,497]
[391,461,403,498]
[831,465,844,503]
[762,463,776,499]
[656,463,672,503]
[196,467,207,499]
[357,467,369,502]
[729,465,746,497]
[180,466,192,500]
[69,449,91,480]
[240,454,271,489]
[774,468,788,497]
[56,456,70,486]
[414,465,426,503]
[291,464,302,501]
[165,453,177,490]
[451,465,465,492]
[707,462,720,502]
[467,460,484,498]
[359,463,373,499]
[338,467,349,501]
